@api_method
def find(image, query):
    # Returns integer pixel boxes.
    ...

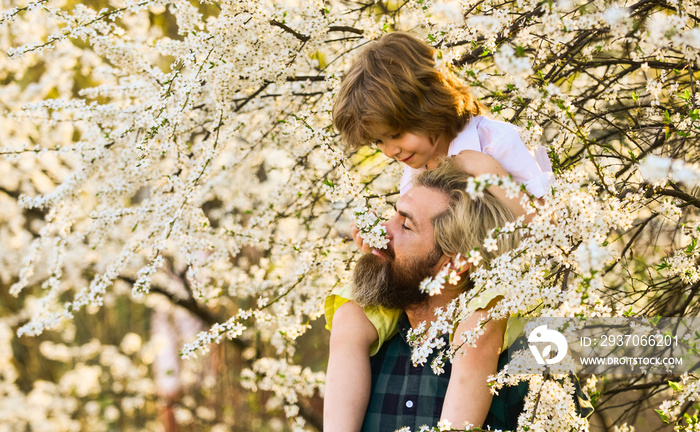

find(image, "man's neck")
[404,287,462,329]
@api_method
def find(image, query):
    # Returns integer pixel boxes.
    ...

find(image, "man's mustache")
[382,243,395,260]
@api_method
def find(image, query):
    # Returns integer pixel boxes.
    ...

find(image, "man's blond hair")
[413,158,518,286]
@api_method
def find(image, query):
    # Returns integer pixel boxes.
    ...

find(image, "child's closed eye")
[375,132,402,145]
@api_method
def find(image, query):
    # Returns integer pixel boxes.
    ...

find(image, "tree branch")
[270,20,310,42]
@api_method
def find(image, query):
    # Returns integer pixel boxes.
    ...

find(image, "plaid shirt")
[362,314,528,432]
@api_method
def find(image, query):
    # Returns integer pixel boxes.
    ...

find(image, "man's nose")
[382,217,396,240]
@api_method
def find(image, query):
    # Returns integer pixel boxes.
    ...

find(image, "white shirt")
[399,116,554,197]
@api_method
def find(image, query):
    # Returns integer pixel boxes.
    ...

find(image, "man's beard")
[351,246,443,310]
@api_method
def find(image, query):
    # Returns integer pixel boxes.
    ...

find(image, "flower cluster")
[657,374,700,429]
[420,255,468,297]
[639,156,700,186]
[241,357,325,432]
[353,199,389,250]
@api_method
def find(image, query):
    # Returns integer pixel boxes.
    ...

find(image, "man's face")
[352,186,450,309]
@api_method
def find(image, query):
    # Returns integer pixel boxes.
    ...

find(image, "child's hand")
[454,149,529,220]
[351,221,373,254]
[454,150,508,178]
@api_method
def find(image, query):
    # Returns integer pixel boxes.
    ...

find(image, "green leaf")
[669,381,683,391]
[655,409,669,424]
[655,262,669,271]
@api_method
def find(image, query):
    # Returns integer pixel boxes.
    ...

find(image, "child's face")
[371,125,438,169]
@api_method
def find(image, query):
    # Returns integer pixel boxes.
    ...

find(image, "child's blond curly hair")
[333,32,485,151]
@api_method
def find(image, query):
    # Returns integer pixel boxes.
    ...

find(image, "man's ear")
[434,254,470,275]
[448,255,470,275]
[435,254,452,272]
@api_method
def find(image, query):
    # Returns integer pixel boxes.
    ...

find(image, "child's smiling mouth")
[401,154,414,163]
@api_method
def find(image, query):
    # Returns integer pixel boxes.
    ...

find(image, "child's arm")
[440,301,507,429]
[324,301,379,432]
[454,150,536,222]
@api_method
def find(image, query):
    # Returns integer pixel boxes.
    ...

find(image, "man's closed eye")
[396,209,416,231]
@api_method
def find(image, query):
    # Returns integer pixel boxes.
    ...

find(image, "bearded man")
[326,158,527,432]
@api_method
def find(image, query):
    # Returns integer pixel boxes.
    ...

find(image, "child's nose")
[382,142,401,159]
